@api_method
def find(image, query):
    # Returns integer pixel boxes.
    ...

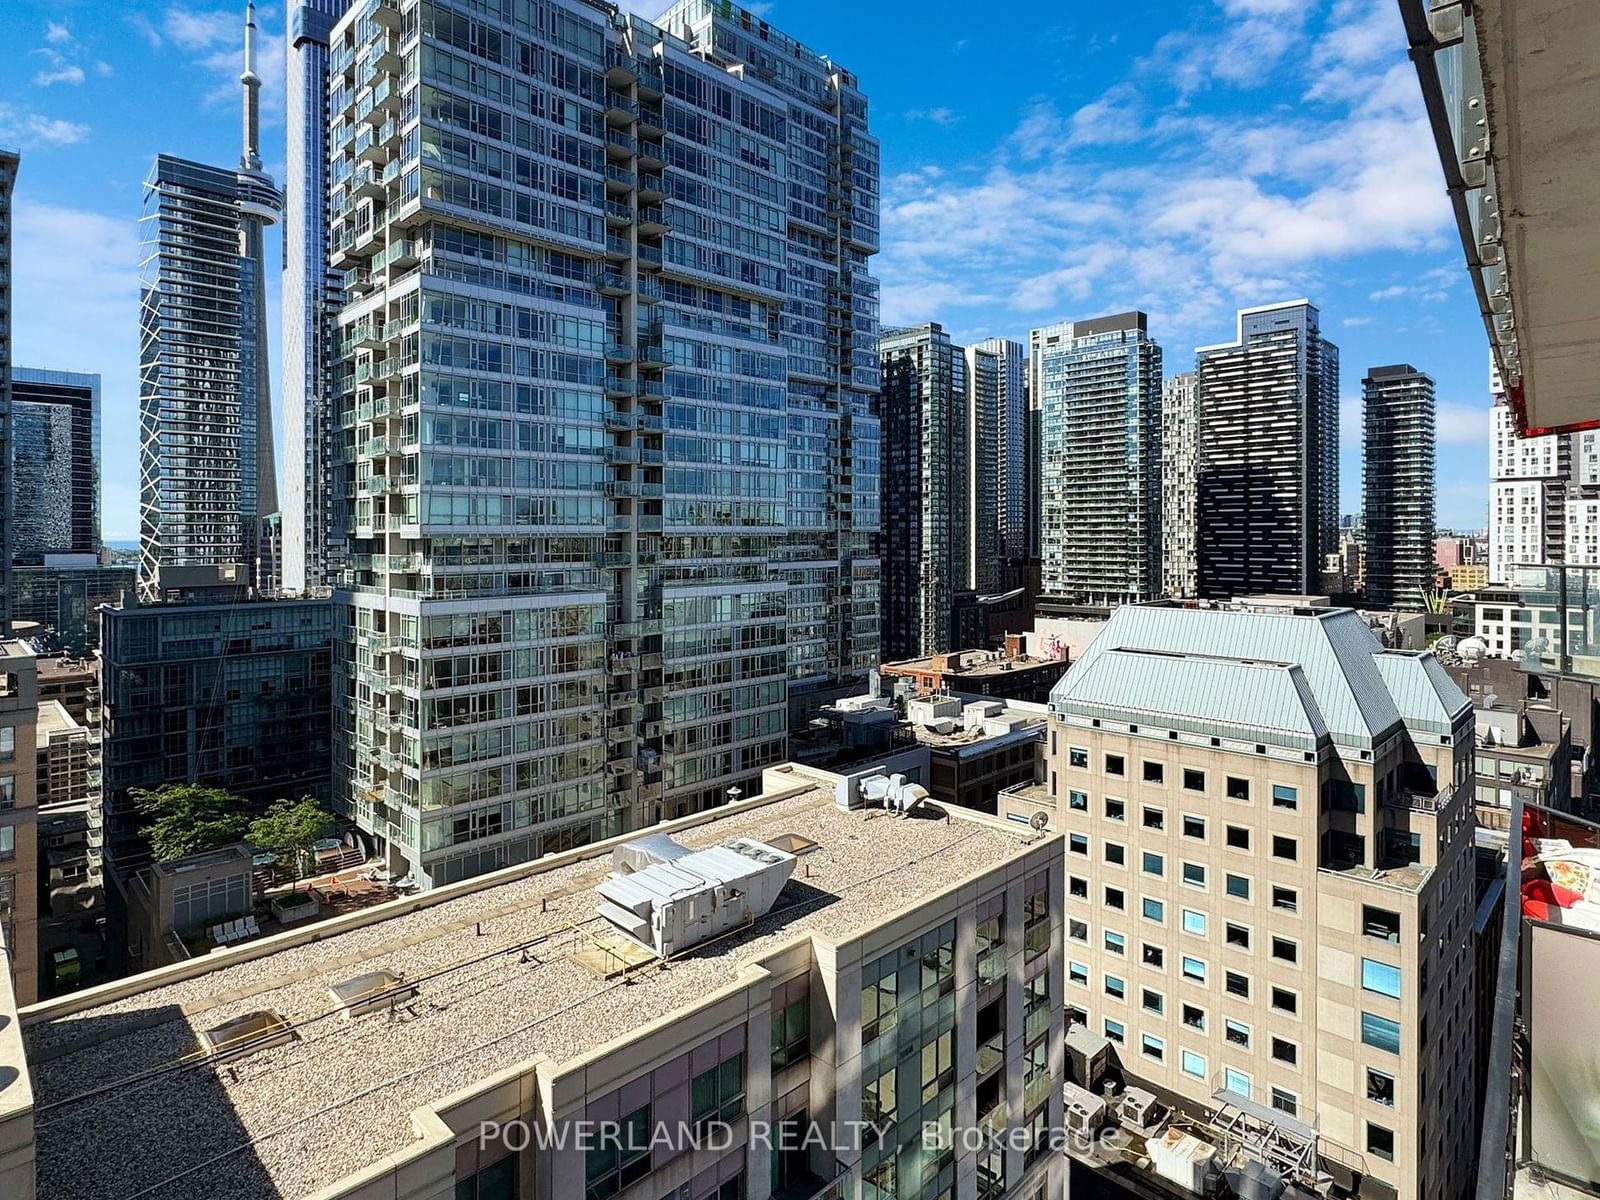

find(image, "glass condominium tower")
[0,148,17,630]
[328,0,879,886]
[138,4,282,596]
[283,0,354,594]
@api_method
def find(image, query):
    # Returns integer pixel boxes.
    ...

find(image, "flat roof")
[884,651,1063,678]
[35,700,81,738]
[26,782,1037,1200]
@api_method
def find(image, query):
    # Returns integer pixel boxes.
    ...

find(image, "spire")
[240,0,262,172]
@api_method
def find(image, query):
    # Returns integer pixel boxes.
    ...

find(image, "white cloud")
[1342,316,1374,327]
[1436,401,1489,444]
[0,103,90,146]
[161,8,238,52]
[32,48,86,87]
[907,107,960,125]
[1370,285,1408,301]
[44,21,72,45]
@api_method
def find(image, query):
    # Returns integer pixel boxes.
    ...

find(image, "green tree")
[133,784,251,863]
[247,796,335,889]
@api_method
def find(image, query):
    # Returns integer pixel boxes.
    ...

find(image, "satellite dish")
[1029,811,1049,833]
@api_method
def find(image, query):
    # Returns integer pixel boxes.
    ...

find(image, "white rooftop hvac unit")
[595,835,796,957]
[859,772,931,816]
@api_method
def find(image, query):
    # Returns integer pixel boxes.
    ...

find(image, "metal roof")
[1049,605,1407,749]
[1373,650,1471,737]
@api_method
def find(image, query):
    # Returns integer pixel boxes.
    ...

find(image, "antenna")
[240,0,262,172]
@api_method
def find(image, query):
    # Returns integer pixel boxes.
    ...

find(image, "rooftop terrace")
[22,773,1037,1200]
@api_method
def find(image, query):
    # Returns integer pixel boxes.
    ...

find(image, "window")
[1225,874,1250,900]
[1226,825,1250,850]
[0,778,12,811]
[1104,929,1126,955]
[1183,768,1205,792]
[585,1103,651,1199]
[1272,835,1298,862]
[1068,790,1088,811]
[1141,1033,1165,1061]
[1142,943,1164,969]
[1362,958,1402,999]
[1104,842,1126,866]
[1181,956,1206,983]
[1105,885,1125,910]
[1366,1068,1396,1107]
[1069,747,1089,768]
[863,970,898,1043]
[1181,909,1207,937]
[1182,862,1206,888]
[1069,918,1088,942]
[1271,987,1298,1015]
[457,1156,516,1200]
[1226,776,1250,801]
[1106,753,1125,776]
[1182,814,1206,839]
[1142,988,1164,1015]
[1142,897,1165,923]
[1069,875,1088,899]
[1363,906,1400,943]
[1271,886,1298,913]
[1225,922,1250,949]
[1181,1049,1207,1078]
[0,825,13,861]
[1271,784,1298,809]
[1105,797,1125,821]
[1105,974,1125,1000]
[1361,1012,1401,1055]
[1143,761,1164,784]
[1271,1088,1298,1117]
[1104,1018,1125,1044]
[1272,937,1299,965]
[1224,1019,1251,1048]
[1367,1123,1395,1163]
[1223,1069,1250,1097]
[1142,806,1165,831]
[772,995,810,1069]
[1069,961,1089,986]
[691,1053,746,1132]
[0,727,13,761]
[1225,971,1250,999]
[863,1065,897,1128]
[1181,1003,1206,1031]
[1142,851,1164,877]
[1271,1037,1298,1066]
[1069,833,1088,856]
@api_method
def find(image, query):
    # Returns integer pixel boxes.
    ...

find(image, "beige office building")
[0,642,40,1006]
[1040,602,1476,1200]
[2,762,1064,1200]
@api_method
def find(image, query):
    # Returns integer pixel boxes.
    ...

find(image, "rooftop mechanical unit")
[595,835,796,957]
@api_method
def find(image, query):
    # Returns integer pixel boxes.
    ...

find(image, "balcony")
[593,268,630,296]
[604,199,632,226]
[605,130,637,159]
[1400,0,1600,435]
[603,374,636,399]
[605,164,635,194]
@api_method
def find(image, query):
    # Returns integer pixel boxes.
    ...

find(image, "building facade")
[13,563,133,655]
[1042,603,1477,1200]
[9,369,100,561]
[1035,312,1162,605]
[328,0,879,888]
[1196,300,1340,599]
[1362,364,1437,609]
[1160,371,1198,599]
[0,149,18,632]
[973,336,1028,559]
[0,642,39,1005]
[881,323,968,659]
[963,341,1002,595]
[138,9,281,597]
[282,0,352,595]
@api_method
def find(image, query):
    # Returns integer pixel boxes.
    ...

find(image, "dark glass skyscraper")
[1195,300,1340,598]
[0,148,18,631]
[10,369,100,560]
[1363,364,1437,607]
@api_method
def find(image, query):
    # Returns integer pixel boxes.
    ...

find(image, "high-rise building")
[3,761,1066,1200]
[0,148,18,633]
[328,0,879,887]
[881,323,969,659]
[282,0,352,595]
[1195,300,1340,598]
[1488,355,1600,582]
[1362,364,1437,608]
[1040,601,1477,1200]
[137,6,281,598]
[1035,311,1162,604]
[973,336,1028,558]
[1026,322,1073,563]
[963,342,1001,591]
[10,369,101,561]
[1160,370,1198,598]
[0,641,39,1005]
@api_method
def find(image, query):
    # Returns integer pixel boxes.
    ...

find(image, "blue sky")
[0,0,1491,541]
